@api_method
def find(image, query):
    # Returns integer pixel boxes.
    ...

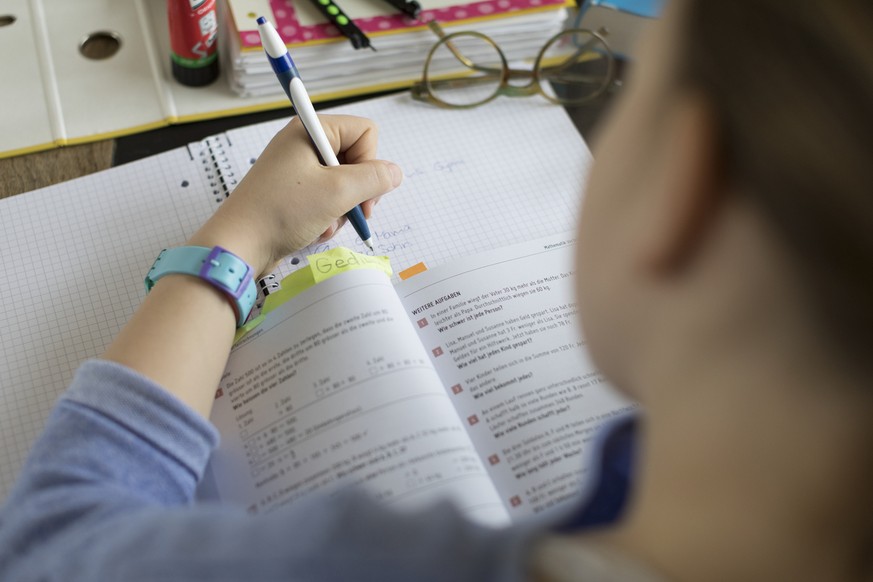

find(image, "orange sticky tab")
[399,262,428,280]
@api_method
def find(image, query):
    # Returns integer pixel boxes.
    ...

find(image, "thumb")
[330,160,403,208]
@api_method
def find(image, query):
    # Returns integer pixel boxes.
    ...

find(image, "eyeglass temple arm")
[428,21,477,70]
[428,20,511,76]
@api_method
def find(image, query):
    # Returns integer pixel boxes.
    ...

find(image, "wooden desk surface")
[0,141,115,200]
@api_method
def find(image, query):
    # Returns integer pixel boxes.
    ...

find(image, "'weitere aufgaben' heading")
[411,292,462,315]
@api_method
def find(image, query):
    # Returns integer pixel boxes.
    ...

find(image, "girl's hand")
[187,114,403,275]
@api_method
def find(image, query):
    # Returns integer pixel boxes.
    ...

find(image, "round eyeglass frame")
[414,25,616,109]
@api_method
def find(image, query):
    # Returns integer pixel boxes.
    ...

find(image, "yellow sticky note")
[234,268,318,344]
[261,268,317,316]
[234,313,265,344]
[308,247,392,284]
[233,248,392,344]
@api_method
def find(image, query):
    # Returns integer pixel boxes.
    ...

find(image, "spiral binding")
[199,135,238,205]
[249,274,282,319]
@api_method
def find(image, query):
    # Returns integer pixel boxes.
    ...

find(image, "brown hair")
[681,1,873,372]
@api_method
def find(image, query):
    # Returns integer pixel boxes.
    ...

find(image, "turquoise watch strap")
[145,246,257,327]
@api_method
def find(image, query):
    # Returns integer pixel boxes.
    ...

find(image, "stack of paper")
[224,0,572,99]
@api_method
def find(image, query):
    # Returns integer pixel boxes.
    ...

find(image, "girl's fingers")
[319,115,380,164]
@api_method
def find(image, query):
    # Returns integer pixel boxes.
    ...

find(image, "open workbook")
[207,236,632,524]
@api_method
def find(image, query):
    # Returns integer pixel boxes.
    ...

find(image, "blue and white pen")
[256,16,374,251]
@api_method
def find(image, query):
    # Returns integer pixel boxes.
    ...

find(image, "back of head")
[679,0,873,374]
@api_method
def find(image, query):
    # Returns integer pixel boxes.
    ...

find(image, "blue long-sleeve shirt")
[0,360,636,581]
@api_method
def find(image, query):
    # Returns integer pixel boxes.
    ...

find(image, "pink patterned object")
[238,0,567,48]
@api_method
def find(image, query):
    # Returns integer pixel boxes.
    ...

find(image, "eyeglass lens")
[537,31,612,105]
[425,33,504,107]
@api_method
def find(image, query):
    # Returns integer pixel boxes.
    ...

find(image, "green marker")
[306,0,375,50]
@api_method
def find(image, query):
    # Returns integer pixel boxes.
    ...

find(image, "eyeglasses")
[411,21,616,108]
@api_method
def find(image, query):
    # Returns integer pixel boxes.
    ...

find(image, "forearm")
[101,274,235,418]
[102,228,265,419]
[102,114,400,420]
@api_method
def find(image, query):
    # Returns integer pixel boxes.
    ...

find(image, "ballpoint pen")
[256,16,375,251]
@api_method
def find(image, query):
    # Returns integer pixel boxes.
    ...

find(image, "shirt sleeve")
[0,359,534,582]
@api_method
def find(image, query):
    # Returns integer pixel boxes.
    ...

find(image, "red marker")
[167,0,220,86]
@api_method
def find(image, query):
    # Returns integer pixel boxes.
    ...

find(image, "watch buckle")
[199,245,254,301]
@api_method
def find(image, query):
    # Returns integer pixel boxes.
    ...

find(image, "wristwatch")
[145,245,257,327]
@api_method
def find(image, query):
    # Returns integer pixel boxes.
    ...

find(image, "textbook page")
[397,234,635,520]
[208,269,510,525]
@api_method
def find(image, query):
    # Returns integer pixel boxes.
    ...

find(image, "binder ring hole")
[0,15,16,27]
[79,31,122,60]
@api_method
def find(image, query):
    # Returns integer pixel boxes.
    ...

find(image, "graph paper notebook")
[0,93,593,501]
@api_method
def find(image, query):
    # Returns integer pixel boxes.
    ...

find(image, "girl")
[2,0,871,580]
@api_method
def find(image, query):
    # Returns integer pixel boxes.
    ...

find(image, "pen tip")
[256,16,267,25]
[370,45,377,52]
[363,239,374,251]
